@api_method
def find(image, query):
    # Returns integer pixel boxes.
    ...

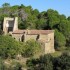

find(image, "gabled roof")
[12,30,54,35]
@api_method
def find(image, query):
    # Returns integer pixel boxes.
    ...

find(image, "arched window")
[36,34,39,40]
[21,35,24,42]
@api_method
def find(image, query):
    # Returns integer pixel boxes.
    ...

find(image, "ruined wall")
[12,34,23,41]
[44,32,55,54]
[3,17,55,54]
[3,17,18,35]
[13,17,18,31]
[25,34,38,42]
[12,31,55,54]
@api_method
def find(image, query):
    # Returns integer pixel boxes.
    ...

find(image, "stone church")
[3,17,55,54]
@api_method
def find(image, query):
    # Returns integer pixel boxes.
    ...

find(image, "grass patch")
[51,51,62,57]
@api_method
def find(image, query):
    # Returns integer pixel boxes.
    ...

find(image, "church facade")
[3,17,55,54]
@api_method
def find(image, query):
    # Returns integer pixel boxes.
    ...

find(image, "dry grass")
[51,51,62,57]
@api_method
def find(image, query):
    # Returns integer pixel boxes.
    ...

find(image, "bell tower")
[3,17,18,35]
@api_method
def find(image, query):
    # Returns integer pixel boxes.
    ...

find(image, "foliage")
[46,9,60,29]
[0,29,4,35]
[58,20,70,46]
[0,36,41,58]
[0,58,5,70]
[0,35,21,58]
[0,61,23,70]
[12,62,22,70]
[55,30,66,50]
[36,18,47,29]
[26,54,53,70]
[0,2,70,70]
[53,53,70,70]
[27,53,70,70]
[21,39,41,57]
[0,3,70,58]
[2,3,10,8]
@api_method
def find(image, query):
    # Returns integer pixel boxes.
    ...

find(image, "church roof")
[12,30,54,35]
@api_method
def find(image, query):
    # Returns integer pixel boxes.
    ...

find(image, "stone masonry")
[3,17,55,54]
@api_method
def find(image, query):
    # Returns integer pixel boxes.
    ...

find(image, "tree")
[2,3,10,8]
[53,53,70,70]
[58,20,70,46]
[2,3,10,15]
[0,35,21,58]
[67,16,70,21]
[36,18,47,29]
[55,30,66,50]
[47,9,60,29]
[18,20,27,29]
[26,54,53,70]
[39,54,53,70]
[18,6,28,21]
[31,9,39,16]
[10,5,19,17]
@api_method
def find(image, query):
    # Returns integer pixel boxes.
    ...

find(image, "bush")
[0,35,21,58]
[21,39,41,57]
[0,58,5,70]
[4,61,22,70]
[13,62,22,70]
[26,54,53,70]
[53,53,70,70]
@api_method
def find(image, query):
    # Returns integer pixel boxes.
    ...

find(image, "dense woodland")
[0,3,70,70]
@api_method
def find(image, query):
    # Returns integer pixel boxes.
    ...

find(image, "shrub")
[53,52,70,70]
[26,54,53,70]
[21,39,41,57]
[0,58,4,70]
[0,35,21,58]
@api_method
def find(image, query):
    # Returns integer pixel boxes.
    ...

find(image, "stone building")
[3,17,55,54]
[3,17,18,35]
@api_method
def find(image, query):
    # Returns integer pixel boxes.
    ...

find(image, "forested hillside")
[0,3,70,70]
[0,3,70,49]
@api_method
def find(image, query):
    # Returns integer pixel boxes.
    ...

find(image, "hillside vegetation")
[0,3,70,70]
[0,3,70,49]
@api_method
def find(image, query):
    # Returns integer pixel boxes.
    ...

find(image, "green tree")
[26,54,53,70]
[31,9,39,16]
[2,3,10,8]
[21,39,41,57]
[36,18,47,29]
[2,3,10,15]
[67,16,70,21]
[58,20,70,46]
[55,30,66,50]
[53,53,70,70]
[47,9,60,29]
[0,35,21,58]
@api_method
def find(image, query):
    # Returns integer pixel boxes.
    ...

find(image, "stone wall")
[25,34,38,42]
[3,17,55,54]
[3,17,18,35]
[12,32,55,54]
[44,32,55,54]
[12,34,23,41]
